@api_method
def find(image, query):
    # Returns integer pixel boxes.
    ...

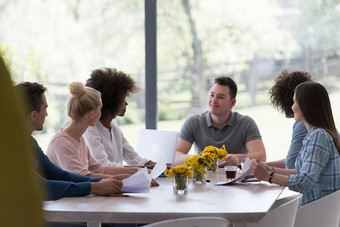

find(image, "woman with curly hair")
[266,70,311,169]
[46,82,142,179]
[251,81,340,205]
[84,68,156,168]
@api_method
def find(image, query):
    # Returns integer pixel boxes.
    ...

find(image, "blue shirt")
[285,121,308,169]
[32,137,100,200]
[287,128,340,206]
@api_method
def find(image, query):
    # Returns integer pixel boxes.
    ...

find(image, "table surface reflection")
[43,170,285,224]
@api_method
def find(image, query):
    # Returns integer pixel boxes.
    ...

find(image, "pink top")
[46,130,105,176]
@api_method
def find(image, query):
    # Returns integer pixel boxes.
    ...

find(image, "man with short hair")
[175,77,266,166]
[16,82,123,200]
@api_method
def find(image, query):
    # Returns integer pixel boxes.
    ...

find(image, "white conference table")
[43,170,285,226]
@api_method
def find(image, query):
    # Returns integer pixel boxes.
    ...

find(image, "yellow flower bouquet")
[202,145,228,173]
[185,154,214,174]
[202,145,228,160]
[185,154,214,183]
[185,145,228,183]
[164,164,193,178]
[164,164,193,194]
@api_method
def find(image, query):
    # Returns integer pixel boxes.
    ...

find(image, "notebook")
[136,129,179,163]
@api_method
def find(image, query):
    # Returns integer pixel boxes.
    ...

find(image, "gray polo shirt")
[179,111,262,154]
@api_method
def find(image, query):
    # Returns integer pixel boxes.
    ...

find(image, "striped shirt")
[288,127,340,206]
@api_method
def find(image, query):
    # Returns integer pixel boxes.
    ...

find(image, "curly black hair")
[86,68,140,119]
[269,70,312,118]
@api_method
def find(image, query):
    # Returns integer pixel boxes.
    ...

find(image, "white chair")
[294,189,340,227]
[245,194,302,227]
[143,217,229,227]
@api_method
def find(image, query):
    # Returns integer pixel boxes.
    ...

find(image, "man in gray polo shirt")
[175,76,266,166]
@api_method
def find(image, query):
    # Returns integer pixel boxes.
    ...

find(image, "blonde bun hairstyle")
[67,82,101,120]
[69,82,85,98]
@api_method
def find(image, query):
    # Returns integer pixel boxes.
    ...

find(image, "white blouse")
[84,120,149,167]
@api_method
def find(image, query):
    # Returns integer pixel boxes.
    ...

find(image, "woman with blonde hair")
[47,82,143,180]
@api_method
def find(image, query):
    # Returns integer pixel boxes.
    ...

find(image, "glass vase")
[173,175,188,195]
[192,169,206,184]
[206,161,218,183]
[206,159,218,173]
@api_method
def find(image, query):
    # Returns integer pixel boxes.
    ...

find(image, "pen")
[110,194,130,197]
[219,160,226,165]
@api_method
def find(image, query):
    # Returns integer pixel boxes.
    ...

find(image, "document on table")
[121,158,167,193]
[215,157,253,186]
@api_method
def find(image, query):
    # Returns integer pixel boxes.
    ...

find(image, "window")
[1,0,339,160]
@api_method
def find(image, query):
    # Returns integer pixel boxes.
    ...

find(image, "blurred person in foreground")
[0,57,42,226]
[251,81,340,206]
[84,68,156,168]
[175,76,266,166]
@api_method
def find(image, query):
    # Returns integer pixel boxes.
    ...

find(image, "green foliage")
[290,0,340,50]
[1,0,340,134]
[158,102,188,121]
[158,80,192,121]
[158,0,298,74]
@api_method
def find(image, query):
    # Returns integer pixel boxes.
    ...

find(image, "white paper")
[121,158,167,193]
[215,157,253,185]
[151,158,167,179]
[242,157,251,171]
[122,168,150,186]
[121,167,151,192]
